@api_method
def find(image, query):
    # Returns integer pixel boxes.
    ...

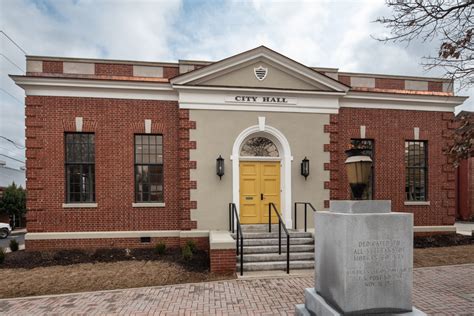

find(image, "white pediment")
[171,46,349,93]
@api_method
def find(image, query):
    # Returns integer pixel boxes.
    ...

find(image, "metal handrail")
[294,202,317,232]
[268,202,290,274]
[229,203,244,276]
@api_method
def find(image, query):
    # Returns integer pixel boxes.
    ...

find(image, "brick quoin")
[25,96,198,249]
[328,108,456,225]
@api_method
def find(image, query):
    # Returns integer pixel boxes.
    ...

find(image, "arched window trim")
[240,136,280,157]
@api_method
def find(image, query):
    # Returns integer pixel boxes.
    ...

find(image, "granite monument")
[295,200,426,315]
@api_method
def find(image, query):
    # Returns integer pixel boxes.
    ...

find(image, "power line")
[0,136,25,149]
[0,153,25,164]
[0,87,23,104]
[0,30,27,55]
[0,53,25,73]
[0,146,24,156]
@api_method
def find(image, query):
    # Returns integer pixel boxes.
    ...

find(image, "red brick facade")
[324,108,457,225]
[25,96,196,235]
[19,51,464,261]
[375,78,404,90]
[27,236,209,252]
[457,157,474,221]
[209,249,236,275]
[95,63,133,76]
[42,61,63,74]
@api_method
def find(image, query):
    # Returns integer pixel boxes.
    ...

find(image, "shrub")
[0,249,4,264]
[9,239,19,252]
[154,242,166,255]
[182,245,193,261]
[186,240,197,253]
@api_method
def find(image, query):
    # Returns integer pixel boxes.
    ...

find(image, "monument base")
[295,288,426,316]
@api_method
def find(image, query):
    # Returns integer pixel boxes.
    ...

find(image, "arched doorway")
[231,124,293,227]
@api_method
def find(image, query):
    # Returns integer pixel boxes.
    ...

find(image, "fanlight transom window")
[240,137,279,157]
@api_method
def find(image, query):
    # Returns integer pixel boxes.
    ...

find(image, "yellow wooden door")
[239,161,280,224]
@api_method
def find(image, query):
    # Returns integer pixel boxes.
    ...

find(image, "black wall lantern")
[301,157,310,180]
[216,155,224,179]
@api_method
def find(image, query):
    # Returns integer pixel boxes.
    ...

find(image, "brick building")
[458,157,474,221]
[11,46,468,273]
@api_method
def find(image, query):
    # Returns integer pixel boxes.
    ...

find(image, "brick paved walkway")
[1,264,473,315]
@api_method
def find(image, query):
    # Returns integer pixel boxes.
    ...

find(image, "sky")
[0,0,473,169]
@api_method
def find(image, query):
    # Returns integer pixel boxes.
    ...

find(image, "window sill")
[62,203,98,208]
[404,201,430,206]
[132,203,165,208]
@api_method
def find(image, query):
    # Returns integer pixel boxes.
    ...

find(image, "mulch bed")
[1,248,209,271]
[414,234,473,248]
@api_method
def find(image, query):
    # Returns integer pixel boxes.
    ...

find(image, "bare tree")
[376,0,474,88]
[446,111,473,165]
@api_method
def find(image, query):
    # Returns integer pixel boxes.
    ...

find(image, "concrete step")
[231,231,312,239]
[243,237,314,246]
[237,252,314,262]
[240,224,280,232]
[243,244,314,254]
[238,260,315,271]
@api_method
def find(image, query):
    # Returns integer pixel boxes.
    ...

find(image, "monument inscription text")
[346,239,411,288]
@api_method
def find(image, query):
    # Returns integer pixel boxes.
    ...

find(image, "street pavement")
[0,230,25,251]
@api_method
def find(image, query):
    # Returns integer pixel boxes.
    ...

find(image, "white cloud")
[0,0,472,168]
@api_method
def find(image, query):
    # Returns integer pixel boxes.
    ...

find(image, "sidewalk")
[11,228,27,236]
[456,222,474,236]
[1,264,473,315]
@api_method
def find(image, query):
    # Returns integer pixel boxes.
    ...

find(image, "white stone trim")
[171,46,349,92]
[239,156,282,161]
[26,60,43,72]
[179,230,209,238]
[442,82,453,92]
[404,201,430,206]
[360,125,366,138]
[75,117,83,132]
[144,119,152,134]
[414,127,420,140]
[62,203,97,208]
[133,65,163,78]
[173,84,346,96]
[258,116,265,131]
[11,76,178,101]
[132,202,165,208]
[231,124,293,228]
[350,77,375,88]
[26,230,182,240]
[405,80,428,91]
[63,62,95,75]
[413,226,456,233]
[180,103,339,114]
[176,88,341,114]
[209,231,236,250]
[342,91,467,112]
[179,64,195,74]
[27,55,178,67]
[26,230,210,241]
